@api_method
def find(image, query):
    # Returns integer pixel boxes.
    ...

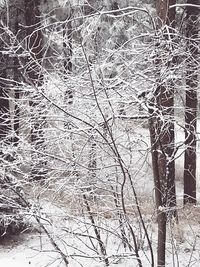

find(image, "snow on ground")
[1,221,200,267]
[0,123,200,267]
[1,199,200,267]
[0,198,200,267]
[0,258,30,267]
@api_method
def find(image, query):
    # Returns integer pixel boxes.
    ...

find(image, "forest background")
[0,0,199,266]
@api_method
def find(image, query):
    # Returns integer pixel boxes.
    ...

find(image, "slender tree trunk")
[83,193,109,266]
[63,10,73,130]
[183,0,199,205]
[25,0,43,85]
[63,17,73,74]
[0,57,10,143]
[87,134,97,199]
[149,1,176,266]
[0,1,25,150]
[155,0,176,212]
[151,0,176,210]
[0,2,23,234]
[25,0,47,180]
[149,100,167,267]
[11,3,25,146]
[112,185,131,250]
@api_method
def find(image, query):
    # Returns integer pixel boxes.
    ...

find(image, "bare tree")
[9,1,26,146]
[0,0,27,236]
[183,0,199,205]
[63,5,73,129]
[2,1,200,265]
[25,0,43,85]
[149,0,176,266]
[25,0,47,180]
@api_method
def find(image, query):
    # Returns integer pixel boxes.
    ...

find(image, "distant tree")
[63,5,73,128]
[183,0,199,204]
[9,1,26,146]
[0,0,25,148]
[0,41,11,146]
[63,10,73,75]
[25,0,47,180]
[25,0,43,85]
[0,0,27,236]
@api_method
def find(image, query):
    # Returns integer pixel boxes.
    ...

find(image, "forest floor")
[0,122,200,267]
[1,202,200,267]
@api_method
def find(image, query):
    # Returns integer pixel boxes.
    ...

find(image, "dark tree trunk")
[149,1,176,266]
[157,210,167,267]
[63,17,73,74]
[25,0,43,85]
[183,0,199,205]
[0,12,9,142]
[11,3,25,146]
[0,60,10,142]
[152,0,176,211]
[0,1,27,236]
[0,1,25,148]
[63,10,73,130]
[25,0,47,180]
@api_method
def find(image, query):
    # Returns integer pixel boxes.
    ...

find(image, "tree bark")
[0,1,26,235]
[0,0,25,149]
[63,11,73,128]
[63,16,73,75]
[0,55,10,142]
[152,0,177,212]
[183,0,199,205]
[25,0,43,85]
[25,0,47,180]
[10,2,25,146]
[149,1,176,266]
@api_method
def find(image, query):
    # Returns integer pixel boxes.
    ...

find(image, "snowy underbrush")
[0,198,155,267]
[1,192,200,267]
[0,121,200,267]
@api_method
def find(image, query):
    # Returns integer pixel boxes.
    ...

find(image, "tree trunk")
[157,210,167,267]
[0,0,25,149]
[10,2,25,146]
[149,1,176,266]
[183,0,199,205]
[0,57,10,143]
[25,0,43,85]
[152,0,176,212]
[25,0,47,180]
[0,1,27,235]
[63,17,73,74]
[63,9,73,130]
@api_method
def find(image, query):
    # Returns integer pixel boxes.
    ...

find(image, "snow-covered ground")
[1,214,200,267]
[0,122,200,267]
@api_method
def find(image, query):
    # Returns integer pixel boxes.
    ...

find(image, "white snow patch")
[0,258,32,267]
